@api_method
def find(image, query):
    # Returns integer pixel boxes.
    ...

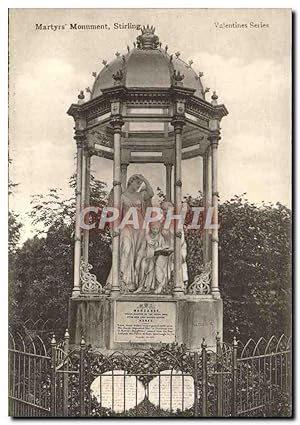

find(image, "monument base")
[69,294,223,351]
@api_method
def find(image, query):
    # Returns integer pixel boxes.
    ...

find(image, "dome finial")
[211,91,218,106]
[112,69,124,86]
[78,90,85,104]
[136,25,160,49]
[173,70,185,86]
[202,87,210,100]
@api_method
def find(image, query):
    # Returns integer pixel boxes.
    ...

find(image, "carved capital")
[112,230,120,238]
[113,180,122,187]
[175,231,182,238]
[208,133,220,147]
[212,191,219,197]
[110,116,124,133]
[74,129,86,146]
[212,237,219,243]
[175,179,182,187]
[171,117,185,133]
[121,163,129,171]
[87,147,96,157]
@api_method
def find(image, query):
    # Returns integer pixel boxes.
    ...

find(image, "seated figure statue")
[134,221,172,293]
[154,201,189,294]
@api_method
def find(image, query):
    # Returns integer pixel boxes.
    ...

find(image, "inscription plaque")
[91,370,145,413]
[148,370,195,411]
[115,301,176,343]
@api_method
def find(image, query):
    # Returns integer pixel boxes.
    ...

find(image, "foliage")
[180,193,291,341]
[29,174,109,233]
[218,196,291,342]
[8,212,22,256]
[9,175,112,326]
[183,191,204,281]
[8,177,23,327]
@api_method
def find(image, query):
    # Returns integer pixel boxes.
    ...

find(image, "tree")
[218,196,291,341]
[8,178,23,326]
[11,175,112,325]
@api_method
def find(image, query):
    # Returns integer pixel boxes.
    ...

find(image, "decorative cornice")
[67,87,228,125]
[186,97,228,121]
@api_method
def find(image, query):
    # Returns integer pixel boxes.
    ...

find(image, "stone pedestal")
[69,294,223,351]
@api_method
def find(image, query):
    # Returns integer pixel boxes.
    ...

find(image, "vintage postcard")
[8,8,292,417]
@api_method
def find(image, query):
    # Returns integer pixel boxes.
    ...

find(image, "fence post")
[231,336,238,417]
[79,336,86,417]
[194,351,199,416]
[216,333,223,416]
[202,338,208,417]
[50,334,57,417]
[63,329,70,417]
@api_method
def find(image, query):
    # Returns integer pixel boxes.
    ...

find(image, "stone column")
[203,146,212,264]
[209,127,221,298]
[165,163,173,202]
[202,152,208,263]
[83,153,91,263]
[73,130,84,296]
[110,117,124,296]
[121,163,128,192]
[172,118,185,296]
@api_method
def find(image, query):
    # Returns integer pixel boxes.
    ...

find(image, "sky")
[9,8,291,242]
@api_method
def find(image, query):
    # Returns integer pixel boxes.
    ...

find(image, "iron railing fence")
[8,330,52,416]
[23,318,67,340]
[8,329,292,418]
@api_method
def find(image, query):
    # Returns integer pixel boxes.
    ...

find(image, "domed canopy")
[91,25,204,100]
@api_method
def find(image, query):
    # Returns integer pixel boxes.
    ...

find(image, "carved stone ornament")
[188,262,211,295]
[90,130,112,148]
[112,69,124,85]
[111,101,121,115]
[80,259,103,294]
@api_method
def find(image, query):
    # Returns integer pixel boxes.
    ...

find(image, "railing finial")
[80,335,86,348]
[51,334,56,346]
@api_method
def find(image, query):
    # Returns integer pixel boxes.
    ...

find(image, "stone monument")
[67,25,228,350]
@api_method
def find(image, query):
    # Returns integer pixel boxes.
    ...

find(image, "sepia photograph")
[8,8,292,417]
